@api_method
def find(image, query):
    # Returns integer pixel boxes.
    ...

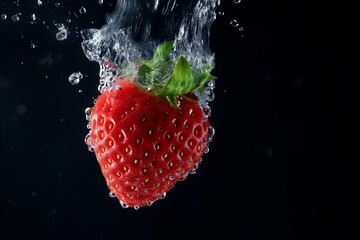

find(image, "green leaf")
[193,54,216,90]
[194,75,217,90]
[166,96,180,109]
[152,41,174,62]
[161,55,194,98]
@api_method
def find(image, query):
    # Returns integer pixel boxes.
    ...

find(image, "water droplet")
[160,192,166,199]
[109,191,116,198]
[230,19,239,27]
[55,2,61,7]
[180,173,188,181]
[234,0,241,3]
[11,14,20,22]
[204,125,215,146]
[55,23,68,41]
[30,13,37,24]
[69,71,83,85]
[30,41,36,49]
[37,0,42,6]
[79,6,86,14]
[1,14,7,20]
[30,13,36,21]
[85,107,92,121]
[84,132,94,152]
[119,200,129,209]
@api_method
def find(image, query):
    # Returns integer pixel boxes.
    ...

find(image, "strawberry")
[88,42,216,208]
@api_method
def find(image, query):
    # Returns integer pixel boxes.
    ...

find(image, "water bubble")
[37,0,42,6]
[169,176,175,180]
[230,19,239,27]
[84,132,94,152]
[180,173,189,181]
[234,0,241,3]
[69,71,83,85]
[30,41,36,49]
[30,13,36,24]
[109,191,116,198]
[134,205,140,210]
[98,0,104,6]
[11,14,20,22]
[147,201,154,207]
[204,125,215,146]
[119,200,129,209]
[55,23,68,41]
[239,26,244,31]
[218,11,224,16]
[79,6,86,14]
[85,107,92,121]
[1,14,7,20]
[160,192,166,199]
[55,2,61,7]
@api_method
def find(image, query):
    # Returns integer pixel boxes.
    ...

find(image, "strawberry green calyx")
[136,41,217,108]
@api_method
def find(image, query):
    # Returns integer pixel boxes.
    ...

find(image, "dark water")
[0,0,355,239]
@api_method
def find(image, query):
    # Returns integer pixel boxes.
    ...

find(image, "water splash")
[81,0,218,102]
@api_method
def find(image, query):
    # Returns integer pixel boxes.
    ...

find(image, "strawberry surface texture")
[87,41,216,208]
[90,80,210,207]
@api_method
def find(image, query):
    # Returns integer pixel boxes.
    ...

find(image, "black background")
[0,0,355,239]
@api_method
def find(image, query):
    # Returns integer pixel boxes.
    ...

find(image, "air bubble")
[109,191,116,198]
[134,205,140,210]
[37,0,42,6]
[234,0,241,3]
[79,6,86,14]
[55,23,68,41]
[31,14,36,21]
[85,107,92,121]
[55,2,61,7]
[84,132,94,152]
[1,14,7,20]
[230,19,239,27]
[218,11,224,16]
[98,0,104,6]
[239,26,244,31]
[204,125,215,146]
[119,200,129,209]
[30,41,36,49]
[160,192,166,199]
[11,14,20,22]
[68,71,83,85]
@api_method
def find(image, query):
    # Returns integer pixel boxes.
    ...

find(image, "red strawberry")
[88,42,216,208]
